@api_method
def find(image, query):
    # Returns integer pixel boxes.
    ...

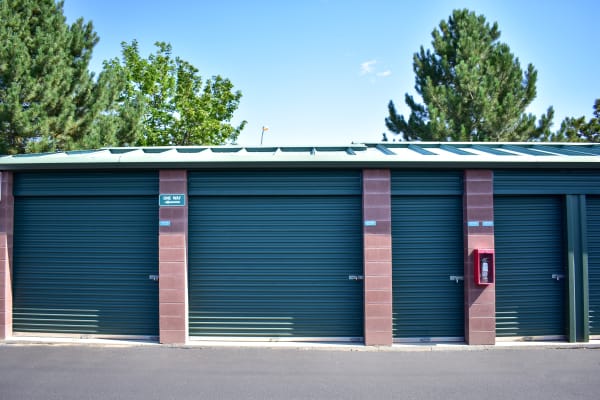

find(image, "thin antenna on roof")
[260,126,269,145]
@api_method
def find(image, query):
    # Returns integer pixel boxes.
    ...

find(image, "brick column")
[362,169,393,346]
[159,170,188,344]
[0,172,14,340]
[463,170,495,345]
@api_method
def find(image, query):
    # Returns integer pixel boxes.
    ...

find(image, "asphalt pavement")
[1,344,599,400]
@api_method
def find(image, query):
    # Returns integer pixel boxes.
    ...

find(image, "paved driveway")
[1,344,599,400]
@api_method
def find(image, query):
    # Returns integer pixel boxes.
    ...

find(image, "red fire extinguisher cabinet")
[474,249,494,286]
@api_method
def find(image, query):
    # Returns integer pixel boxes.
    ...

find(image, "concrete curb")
[2,337,600,352]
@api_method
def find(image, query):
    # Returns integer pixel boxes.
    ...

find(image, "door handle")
[449,275,464,283]
[149,275,159,281]
[348,275,364,281]
[551,274,565,281]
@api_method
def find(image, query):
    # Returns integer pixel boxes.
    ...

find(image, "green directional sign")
[159,194,186,207]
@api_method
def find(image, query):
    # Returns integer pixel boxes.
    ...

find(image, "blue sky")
[63,0,599,146]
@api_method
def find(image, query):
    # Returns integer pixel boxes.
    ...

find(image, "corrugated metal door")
[391,195,464,340]
[494,196,566,338]
[12,172,159,336]
[494,170,600,195]
[188,171,363,338]
[588,196,600,335]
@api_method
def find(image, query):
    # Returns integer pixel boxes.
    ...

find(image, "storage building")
[1,142,599,346]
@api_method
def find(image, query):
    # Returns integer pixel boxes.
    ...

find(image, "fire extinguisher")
[481,257,489,283]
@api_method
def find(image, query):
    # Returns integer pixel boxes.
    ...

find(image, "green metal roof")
[1,142,600,170]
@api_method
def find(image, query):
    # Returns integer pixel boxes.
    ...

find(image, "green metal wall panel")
[188,170,362,196]
[391,170,463,195]
[588,196,600,335]
[392,196,464,339]
[188,195,363,337]
[14,171,159,196]
[494,196,566,337]
[494,170,600,195]
[13,195,159,336]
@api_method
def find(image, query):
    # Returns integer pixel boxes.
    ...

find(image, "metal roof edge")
[1,142,600,171]
[2,160,600,171]
[363,141,600,147]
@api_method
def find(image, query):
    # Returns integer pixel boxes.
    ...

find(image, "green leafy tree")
[0,0,115,153]
[547,99,599,142]
[104,40,246,146]
[386,9,553,142]
[77,58,143,149]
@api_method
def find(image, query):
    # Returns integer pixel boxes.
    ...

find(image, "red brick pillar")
[463,170,495,345]
[362,169,393,346]
[159,170,188,344]
[0,172,14,340]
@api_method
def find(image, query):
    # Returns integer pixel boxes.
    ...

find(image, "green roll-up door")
[13,172,159,336]
[391,196,464,339]
[494,196,566,338]
[188,170,363,338]
[588,196,600,335]
[494,170,600,195]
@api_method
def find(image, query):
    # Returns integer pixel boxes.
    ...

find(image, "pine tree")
[548,99,600,142]
[386,9,553,142]
[0,0,111,153]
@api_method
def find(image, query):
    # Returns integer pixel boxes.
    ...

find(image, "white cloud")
[360,60,377,75]
[360,60,392,78]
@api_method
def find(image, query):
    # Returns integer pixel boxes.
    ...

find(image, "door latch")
[348,275,364,281]
[449,275,464,283]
